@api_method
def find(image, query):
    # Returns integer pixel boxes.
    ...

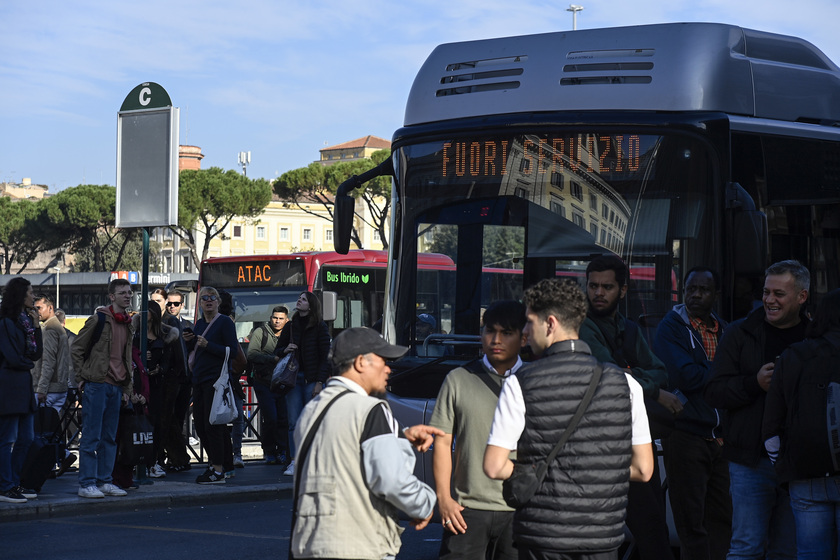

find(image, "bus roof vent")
[561,49,654,86]
[404,23,840,127]
[436,56,526,97]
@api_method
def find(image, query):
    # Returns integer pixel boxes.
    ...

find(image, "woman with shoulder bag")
[184,286,239,485]
[282,291,331,477]
[0,277,42,503]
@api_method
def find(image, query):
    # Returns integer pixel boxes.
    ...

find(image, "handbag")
[271,324,299,393]
[209,347,237,425]
[503,363,603,508]
[117,406,155,466]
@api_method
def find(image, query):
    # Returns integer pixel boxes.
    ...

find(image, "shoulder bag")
[209,347,237,425]
[502,363,603,508]
[271,323,299,393]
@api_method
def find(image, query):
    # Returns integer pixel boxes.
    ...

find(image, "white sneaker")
[98,483,128,497]
[283,459,295,476]
[233,455,245,468]
[78,486,105,499]
[148,464,167,478]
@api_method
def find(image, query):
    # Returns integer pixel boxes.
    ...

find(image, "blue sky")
[2,0,839,192]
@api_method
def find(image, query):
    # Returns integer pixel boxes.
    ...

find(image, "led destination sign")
[441,134,643,179]
[201,260,306,288]
[324,268,371,286]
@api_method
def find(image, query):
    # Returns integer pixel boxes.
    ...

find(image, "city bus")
[196,250,454,340]
[333,22,840,484]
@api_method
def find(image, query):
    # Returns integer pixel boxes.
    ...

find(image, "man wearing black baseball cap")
[290,327,443,560]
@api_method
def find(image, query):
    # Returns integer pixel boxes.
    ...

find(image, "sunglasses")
[200,295,218,302]
[165,302,182,307]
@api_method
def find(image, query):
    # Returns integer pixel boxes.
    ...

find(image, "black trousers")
[662,430,732,560]
[519,547,617,560]
[625,441,674,560]
[439,508,516,560]
[192,379,232,468]
[158,378,191,467]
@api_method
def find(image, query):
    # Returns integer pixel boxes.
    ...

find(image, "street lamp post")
[53,266,61,309]
[567,4,584,30]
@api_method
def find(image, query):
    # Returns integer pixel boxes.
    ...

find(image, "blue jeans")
[0,412,34,491]
[253,382,289,459]
[78,382,122,488]
[728,457,796,559]
[789,476,840,560]
[284,371,317,459]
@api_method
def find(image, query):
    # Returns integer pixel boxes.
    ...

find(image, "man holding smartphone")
[654,267,732,560]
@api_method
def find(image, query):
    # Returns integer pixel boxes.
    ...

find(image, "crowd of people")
[0,276,332,501]
[2,256,840,560]
[288,256,837,560]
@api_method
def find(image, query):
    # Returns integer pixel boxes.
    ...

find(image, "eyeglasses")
[200,295,218,302]
[165,302,182,307]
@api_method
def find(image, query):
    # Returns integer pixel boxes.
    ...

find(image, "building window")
[233,225,242,238]
[326,229,333,242]
[182,255,191,273]
[303,228,312,242]
[589,193,598,210]
[165,255,172,272]
[256,226,266,240]
[280,227,289,241]
[602,203,609,219]
[570,181,583,202]
[550,195,566,218]
[590,224,598,239]
[514,187,528,199]
[550,172,564,189]
[373,230,381,241]
[572,213,585,229]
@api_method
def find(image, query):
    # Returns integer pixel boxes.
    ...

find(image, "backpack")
[244,326,272,383]
[82,311,108,362]
[780,338,840,478]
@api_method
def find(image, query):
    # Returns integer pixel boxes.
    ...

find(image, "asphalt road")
[0,497,444,560]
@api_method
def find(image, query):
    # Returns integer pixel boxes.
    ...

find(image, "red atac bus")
[197,250,455,340]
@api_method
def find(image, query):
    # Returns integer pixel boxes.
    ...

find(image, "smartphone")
[183,327,193,335]
[672,388,688,405]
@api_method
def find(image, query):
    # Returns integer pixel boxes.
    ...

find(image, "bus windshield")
[389,129,716,353]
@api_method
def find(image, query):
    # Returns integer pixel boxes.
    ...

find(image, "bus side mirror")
[334,195,355,254]
[321,291,337,322]
[727,182,769,276]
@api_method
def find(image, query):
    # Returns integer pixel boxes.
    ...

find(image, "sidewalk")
[0,445,294,523]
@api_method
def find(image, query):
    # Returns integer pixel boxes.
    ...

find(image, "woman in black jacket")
[764,288,840,559]
[0,277,42,503]
[281,291,331,476]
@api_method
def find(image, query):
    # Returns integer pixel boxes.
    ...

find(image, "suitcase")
[21,407,64,492]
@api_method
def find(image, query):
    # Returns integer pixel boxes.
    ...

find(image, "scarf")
[18,311,37,356]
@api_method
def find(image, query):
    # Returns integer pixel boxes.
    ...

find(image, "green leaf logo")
[361,274,370,284]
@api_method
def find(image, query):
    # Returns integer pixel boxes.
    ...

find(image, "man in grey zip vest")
[290,327,442,560]
[654,267,732,560]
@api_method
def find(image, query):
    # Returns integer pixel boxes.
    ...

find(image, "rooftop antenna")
[567,4,584,30]
[238,151,251,176]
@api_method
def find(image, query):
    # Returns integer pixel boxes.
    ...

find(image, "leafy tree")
[73,230,162,272]
[0,198,56,274]
[323,149,392,250]
[274,149,393,251]
[172,167,272,267]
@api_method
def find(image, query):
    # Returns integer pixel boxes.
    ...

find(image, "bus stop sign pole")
[116,82,180,368]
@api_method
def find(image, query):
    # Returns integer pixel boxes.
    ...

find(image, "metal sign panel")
[116,83,179,228]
